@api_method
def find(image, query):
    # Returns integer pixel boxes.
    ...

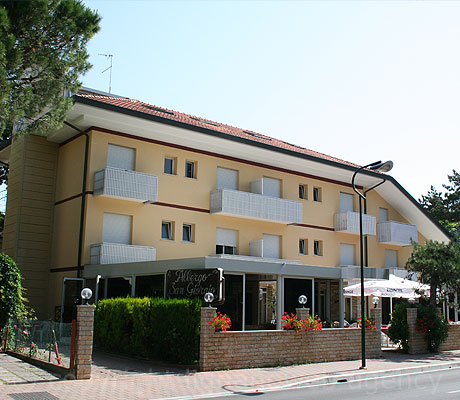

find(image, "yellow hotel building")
[0,88,449,328]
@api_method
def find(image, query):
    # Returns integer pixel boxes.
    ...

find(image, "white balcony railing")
[90,243,156,265]
[93,167,158,202]
[334,211,376,235]
[377,221,418,246]
[210,189,302,224]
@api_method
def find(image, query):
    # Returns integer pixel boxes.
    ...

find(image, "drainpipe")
[63,121,89,279]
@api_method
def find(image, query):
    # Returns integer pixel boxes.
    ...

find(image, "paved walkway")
[1,350,460,400]
[0,354,59,385]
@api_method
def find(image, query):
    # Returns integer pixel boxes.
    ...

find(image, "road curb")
[286,360,460,388]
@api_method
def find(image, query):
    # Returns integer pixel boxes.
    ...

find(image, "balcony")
[210,189,302,224]
[334,211,376,235]
[377,221,418,246]
[90,243,156,265]
[93,167,158,202]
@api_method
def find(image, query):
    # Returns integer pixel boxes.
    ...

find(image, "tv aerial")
[99,53,113,93]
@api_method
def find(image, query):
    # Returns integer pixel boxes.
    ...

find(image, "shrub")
[387,301,449,352]
[0,253,32,329]
[94,297,202,365]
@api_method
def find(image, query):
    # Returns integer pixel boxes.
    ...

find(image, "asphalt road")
[202,366,460,400]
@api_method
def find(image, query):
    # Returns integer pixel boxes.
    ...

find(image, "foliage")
[0,0,100,138]
[303,314,323,331]
[406,240,460,306]
[281,312,322,331]
[357,317,377,330]
[209,312,231,332]
[281,312,303,331]
[0,253,31,329]
[94,297,202,365]
[387,302,412,351]
[387,301,449,353]
[420,170,460,228]
[415,304,449,352]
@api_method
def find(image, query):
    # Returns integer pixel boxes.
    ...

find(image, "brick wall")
[440,325,460,351]
[407,308,428,354]
[200,307,381,371]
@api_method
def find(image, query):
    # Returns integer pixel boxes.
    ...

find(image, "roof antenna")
[99,53,113,93]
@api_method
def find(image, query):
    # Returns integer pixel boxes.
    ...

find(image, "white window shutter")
[216,228,237,247]
[262,234,280,258]
[379,208,389,222]
[217,168,238,190]
[107,144,135,170]
[385,250,397,267]
[340,193,354,212]
[103,213,132,244]
[340,243,355,265]
[262,177,281,198]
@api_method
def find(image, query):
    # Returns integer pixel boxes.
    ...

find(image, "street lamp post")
[352,160,393,370]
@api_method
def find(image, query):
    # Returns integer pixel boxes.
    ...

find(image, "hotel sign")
[166,268,223,301]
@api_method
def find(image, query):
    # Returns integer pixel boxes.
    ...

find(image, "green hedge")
[94,297,202,365]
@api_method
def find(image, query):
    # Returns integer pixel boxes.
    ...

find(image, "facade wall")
[62,128,422,269]
[2,135,58,318]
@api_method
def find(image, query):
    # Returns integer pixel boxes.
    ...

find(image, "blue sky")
[81,0,460,201]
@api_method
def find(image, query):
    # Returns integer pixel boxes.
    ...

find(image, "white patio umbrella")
[343,275,428,299]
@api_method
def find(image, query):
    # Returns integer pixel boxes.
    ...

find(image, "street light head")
[298,295,307,307]
[369,160,393,173]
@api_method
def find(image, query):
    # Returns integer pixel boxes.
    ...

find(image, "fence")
[1,305,95,379]
[3,319,75,369]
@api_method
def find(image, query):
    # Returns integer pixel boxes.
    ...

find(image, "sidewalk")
[1,349,460,400]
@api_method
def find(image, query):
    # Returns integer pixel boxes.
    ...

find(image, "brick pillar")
[75,305,95,379]
[296,308,310,321]
[200,307,216,371]
[407,307,427,354]
[370,307,382,331]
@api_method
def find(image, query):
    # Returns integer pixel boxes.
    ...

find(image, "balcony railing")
[210,189,302,224]
[334,211,376,235]
[90,243,157,265]
[377,221,418,246]
[93,167,158,202]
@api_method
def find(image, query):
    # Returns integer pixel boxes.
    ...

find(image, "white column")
[276,275,282,330]
[339,279,344,328]
[130,276,136,297]
[312,279,315,316]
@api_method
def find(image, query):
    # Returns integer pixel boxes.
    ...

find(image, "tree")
[0,253,31,329]
[406,240,460,306]
[0,0,100,141]
[420,170,460,241]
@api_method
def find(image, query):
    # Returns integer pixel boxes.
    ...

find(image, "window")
[314,240,323,256]
[340,243,355,266]
[164,157,176,175]
[313,187,322,202]
[161,221,174,240]
[379,208,389,222]
[185,161,196,178]
[182,224,194,242]
[216,245,236,255]
[299,239,308,255]
[102,213,132,244]
[216,228,237,255]
[263,234,281,258]
[299,184,307,200]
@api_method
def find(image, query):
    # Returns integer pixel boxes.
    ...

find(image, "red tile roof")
[75,92,360,169]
